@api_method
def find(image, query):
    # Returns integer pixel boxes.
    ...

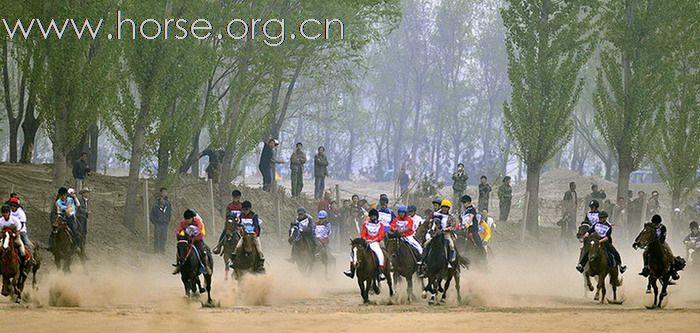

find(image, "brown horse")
[50,214,77,272]
[350,238,394,304]
[385,233,419,303]
[0,230,23,303]
[213,218,240,281]
[633,223,683,309]
[584,233,622,304]
[232,233,264,280]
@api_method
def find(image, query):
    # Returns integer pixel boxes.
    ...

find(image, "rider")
[407,205,424,231]
[0,205,30,261]
[478,214,492,249]
[377,197,395,234]
[173,209,211,275]
[460,195,484,251]
[54,187,81,249]
[226,190,243,219]
[7,197,33,256]
[423,199,458,268]
[578,211,627,274]
[344,209,386,280]
[431,198,441,213]
[234,201,265,266]
[636,214,679,280]
[212,213,239,256]
[575,200,601,273]
[288,207,317,259]
[684,221,700,259]
[314,210,332,248]
[390,205,423,261]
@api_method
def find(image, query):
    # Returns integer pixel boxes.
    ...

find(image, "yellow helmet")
[440,199,452,209]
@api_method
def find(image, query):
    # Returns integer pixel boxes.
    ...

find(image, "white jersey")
[0,215,22,231]
[314,223,332,239]
[11,208,27,233]
[410,214,424,231]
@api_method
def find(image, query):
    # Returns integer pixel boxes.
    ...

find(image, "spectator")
[314,146,329,199]
[72,152,91,191]
[259,138,282,192]
[398,167,410,197]
[150,187,172,254]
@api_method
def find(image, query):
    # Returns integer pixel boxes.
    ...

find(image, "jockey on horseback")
[390,205,423,262]
[635,214,679,280]
[288,207,318,260]
[578,211,626,274]
[683,221,700,256]
[173,209,211,275]
[0,205,30,261]
[226,190,243,219]
[53,187,81,250]
[6,197,34,259]
[460,195,484,252]
[407,205,424,231]
[576,200,601,273]
[378,197,395,234]
[344,208,386,280]
[234,201,265,266]
[423,199,458,268]
[314,210,332,248]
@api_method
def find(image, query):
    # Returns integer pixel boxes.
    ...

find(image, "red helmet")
[7,197,20,206]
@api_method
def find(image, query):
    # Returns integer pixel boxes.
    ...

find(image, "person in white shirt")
[7,197,33,254]
[0,205,29,260]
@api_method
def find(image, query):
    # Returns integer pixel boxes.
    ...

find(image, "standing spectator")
[72,152,91,191]
[398,167,410,197]
[613,196,629,240]
[259,138,282,192]
[497,176,513,222]
[451,163,468,204]
[559,182,577,239]
[290,142,307,197]
[646,190,661,220]
[199,148,225,182]
[628,191,646,233]
[478,176,492,211]
[314,146,329,200]
[318,191,332,212]
[150,187,172,254]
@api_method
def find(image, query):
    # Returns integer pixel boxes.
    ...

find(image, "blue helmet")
[318,210,328,219]
[397,205,408,213]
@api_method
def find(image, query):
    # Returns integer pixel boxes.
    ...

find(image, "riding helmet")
[368,208,379,217]
[589,200,599,208]
[407,205,417,213]
[651,214,662,224]
[432,198,441,204]
[460,195,472,203]
[379,197,389,205]
[184,209,196,219]
[441,199,452,209]
[397,205,408,214]
[242,201,252,209]
[58,187,68,195]
[690,221,699,229]
[318,210,328,219]
[297,207,307,214]
[599,211,609,218]
[0,205,10,213]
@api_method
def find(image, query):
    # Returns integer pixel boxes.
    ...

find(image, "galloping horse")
[350,238,393,304]
[232,233,264,280]
[584,233,622,304]
[175,234,213,305]
[50,213,77,272]
[213,217,241,281]
[634,223,684,308]
[0,230,23,303]
[422,232,465,305]
[288,226,315,275]
[385,233,419,303]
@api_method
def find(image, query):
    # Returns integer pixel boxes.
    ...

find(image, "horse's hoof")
[421,292,427,299]
[594,295,600,301]
[588,285,594,292]
[661,291,668,297]
[646,289,652,294]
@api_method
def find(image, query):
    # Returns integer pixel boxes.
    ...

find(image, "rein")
[177,239,194,261]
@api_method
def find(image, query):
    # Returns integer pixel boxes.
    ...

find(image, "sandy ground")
[1,244,699,333]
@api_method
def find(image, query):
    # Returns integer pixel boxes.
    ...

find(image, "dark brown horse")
[50,214,77,272]
[0,230,23,303]
[421,231,465,305]
[584,233,622,304]
[232,233,264,280]
[385,233,419,303]
[175,234,213,306]
[213,218,240,281]
[633,223,681,308]
[288,226,315,276]
[350,238,394,304]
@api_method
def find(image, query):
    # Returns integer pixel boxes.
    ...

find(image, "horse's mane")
[351,237,367,247]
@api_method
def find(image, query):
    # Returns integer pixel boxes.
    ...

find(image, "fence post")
[144,180,150,250]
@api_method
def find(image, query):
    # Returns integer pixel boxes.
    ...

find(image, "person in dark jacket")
[314,146,329,200]
[290,142,307,197]
[72,152,90,190]
[451,163,468,204]
[259,139,281,192]
[150,188,172,254]
[478,176,492,211]
[199,148,224,182]
[398,167,410,196]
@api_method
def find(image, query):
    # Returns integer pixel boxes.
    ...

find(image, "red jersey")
[176,215,207,241]
[226,201,242,212]
[390,216,415,237]
[360,220,384,242]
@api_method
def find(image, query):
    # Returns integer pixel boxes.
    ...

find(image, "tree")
[501,0,594,235]
[593,0,666,200]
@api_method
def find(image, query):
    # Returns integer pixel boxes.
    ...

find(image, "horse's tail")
[458,253,470,270]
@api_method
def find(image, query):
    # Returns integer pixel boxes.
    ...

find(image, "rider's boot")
[378,269,386,281]
[447,250,456,268]
[619,265,627,274]
[172,263,181,275]
[639,266,650,277]
[343,263,355,278]
[672,270,680,280]
[575,264,584,273]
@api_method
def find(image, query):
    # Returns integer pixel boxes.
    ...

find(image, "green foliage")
[501,0,595,169]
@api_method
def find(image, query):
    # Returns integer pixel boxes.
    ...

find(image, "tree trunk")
[19,95,39,163]
[123,112,148,228]
[88,123,99,171]
[178,131,201,175]
[52,104,69,187]
[616,158,632,204]
[156,141,170,189]
[2,42,22,163]
[525,165,541,237]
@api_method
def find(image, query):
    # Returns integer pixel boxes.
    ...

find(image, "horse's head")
[587,233,603,262]
[635,223,657,248]
[350,237,367,249]
[0,230,10,251]
[176,233,192,260]
[384,233,400,254]
[576,223,591,240]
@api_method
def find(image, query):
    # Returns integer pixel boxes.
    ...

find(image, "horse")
[232,232,264,280]
[633,223,682,309]
[213,218,241,281]
[349,238,393,304]
[175,234,213,305]
[288,226,315,276]
[50,214,77,272]
[385,233,419,303]
[0,230,23,303]
[456,228,486,270]
[422,231,464,305]
[315,239,334,279]
[583,233,622,304]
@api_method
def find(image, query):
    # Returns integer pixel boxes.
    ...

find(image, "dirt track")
[1,246,699,333]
